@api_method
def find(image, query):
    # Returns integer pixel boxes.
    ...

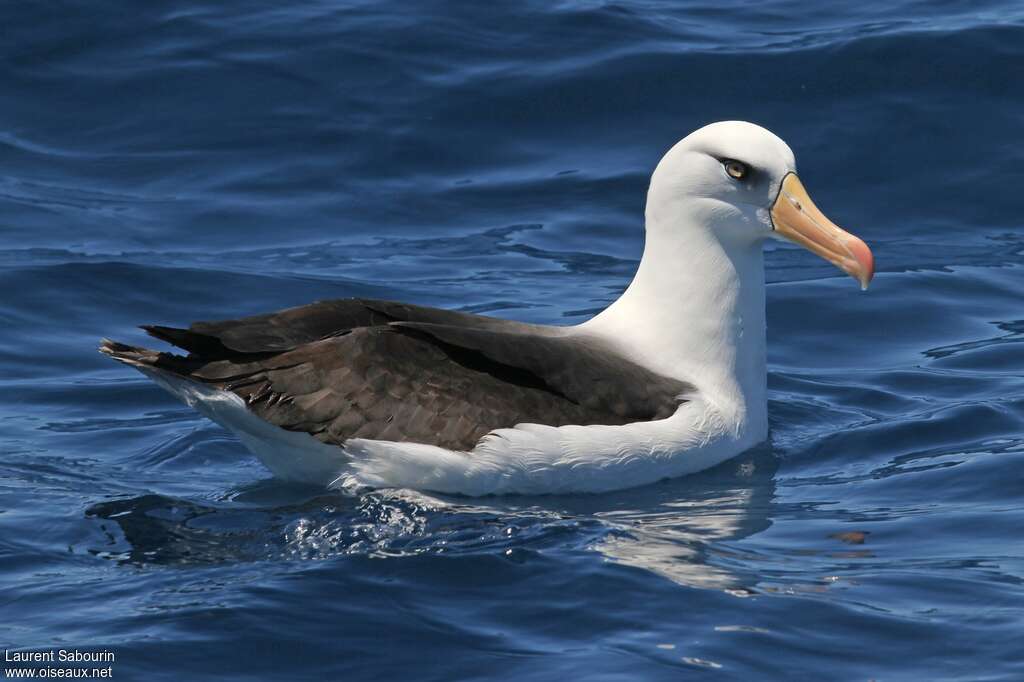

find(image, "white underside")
[141,368,761,496]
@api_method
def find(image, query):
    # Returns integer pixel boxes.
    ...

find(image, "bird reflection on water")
[589,448,777,591]
[86,448,777,593]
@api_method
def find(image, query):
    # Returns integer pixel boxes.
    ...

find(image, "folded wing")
[103,298,692,452]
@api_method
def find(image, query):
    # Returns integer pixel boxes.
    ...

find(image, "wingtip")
[140,324,172,339]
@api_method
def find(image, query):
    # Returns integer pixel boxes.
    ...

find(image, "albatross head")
[646,120,874,289]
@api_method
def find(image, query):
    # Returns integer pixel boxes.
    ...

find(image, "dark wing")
[104,299,692,452]
[143,298,541,355]
[389,322,690,420]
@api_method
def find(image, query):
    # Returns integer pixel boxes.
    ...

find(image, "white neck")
[576,200,768,439]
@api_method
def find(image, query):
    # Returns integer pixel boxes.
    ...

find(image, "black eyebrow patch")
[706,154,765,184]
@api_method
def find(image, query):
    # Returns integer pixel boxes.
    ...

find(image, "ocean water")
[2,1,1023,679]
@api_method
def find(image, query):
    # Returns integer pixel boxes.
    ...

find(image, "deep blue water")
[2,1,1023,679]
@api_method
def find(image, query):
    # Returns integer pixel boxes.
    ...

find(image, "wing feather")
[108,299,693,452]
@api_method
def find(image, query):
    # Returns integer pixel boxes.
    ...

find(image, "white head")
[645,120,873,287]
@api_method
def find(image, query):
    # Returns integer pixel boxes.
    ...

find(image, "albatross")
[101,121,874,495]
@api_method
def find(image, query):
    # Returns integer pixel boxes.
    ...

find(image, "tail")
[99,338,156,365]
[99,337,202,375]
[98,336,226,413]
[98,337,348,485]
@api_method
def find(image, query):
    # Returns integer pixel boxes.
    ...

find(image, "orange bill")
[770,173,874,290]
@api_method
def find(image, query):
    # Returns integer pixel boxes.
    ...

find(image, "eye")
[723,159,749,180]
